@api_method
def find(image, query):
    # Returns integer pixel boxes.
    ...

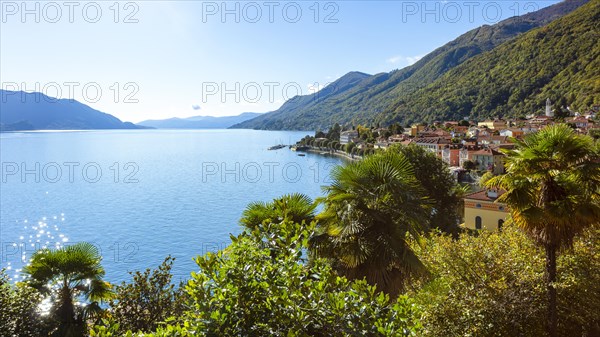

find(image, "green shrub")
[411,225,600,337]
[145,221,422,336]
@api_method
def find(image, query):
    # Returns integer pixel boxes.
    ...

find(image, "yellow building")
[477,120,507,130]
[463,188,508,230]
[410,124,426,137]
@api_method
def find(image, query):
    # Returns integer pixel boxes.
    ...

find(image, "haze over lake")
[0,129,343,283]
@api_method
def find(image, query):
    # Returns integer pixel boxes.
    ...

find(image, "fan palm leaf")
[311,151,431,296]
[240,193,317,230]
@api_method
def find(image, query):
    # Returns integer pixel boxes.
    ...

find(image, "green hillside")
[232,0,595,130]
[381,0,600,125]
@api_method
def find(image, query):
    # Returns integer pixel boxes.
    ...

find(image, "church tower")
[545,98,553,117]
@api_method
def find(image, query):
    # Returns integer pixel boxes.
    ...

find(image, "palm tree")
[454,183,473,227]
[23,242,113,337]
[240,194,318,255]
[485,124,600,337]
[240,193,317,230]
[392,144,463,235]
[310,151,431,296]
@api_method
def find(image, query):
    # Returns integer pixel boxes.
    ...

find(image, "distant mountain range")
[0,89,262,131]
[138,112,262,129]
[0,90,148,131]
[232,0,596,130]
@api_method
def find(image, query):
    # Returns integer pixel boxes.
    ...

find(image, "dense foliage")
[412,225,600,337]
[107,256,187,335]
[413,226,546,336]
[0,269,49,336]
[142,221,422,336]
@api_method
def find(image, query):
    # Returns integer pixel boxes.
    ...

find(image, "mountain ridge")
[380,0,600,124]
[232,0,591,130]
[0,90,148,131]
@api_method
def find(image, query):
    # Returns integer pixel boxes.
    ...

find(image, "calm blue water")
[0,130,343,283]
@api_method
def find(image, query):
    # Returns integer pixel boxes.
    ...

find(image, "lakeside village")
[291,100,600,231]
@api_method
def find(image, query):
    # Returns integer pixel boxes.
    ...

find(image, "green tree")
[389,123,403,135]
[462,160,476,170]
[107,256,187,334]
[356,125,372,140]
[330,141,339,150]
[311,151,430,296]
[413,225,546,336]
[344,142,355,154]
[554,106,571,119]
[163,220,421,336]
[485,124,600,337]
[556,226,600,336]
[326,123,342,141]
[23,242,113,337]
[412,224,600,337]
[391,144,462,234]
[453,183,473,227]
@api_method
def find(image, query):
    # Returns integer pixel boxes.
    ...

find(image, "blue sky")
[1,0,559,122]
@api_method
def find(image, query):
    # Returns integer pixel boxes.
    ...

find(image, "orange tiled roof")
[414,137,451,144]
[470,148,504,156]
[464,189,506,202]
[477,135,510,142]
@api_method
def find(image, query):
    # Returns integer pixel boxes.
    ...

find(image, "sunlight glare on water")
[7,215,69,282]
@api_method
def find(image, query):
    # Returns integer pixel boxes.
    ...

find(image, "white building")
[340,130,359,145]
[414,137,451,157]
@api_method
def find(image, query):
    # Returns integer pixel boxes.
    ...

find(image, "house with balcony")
[467,127,493,138]
[528,115,553,127]
[449,126,469,138]
[470,148,505,174]
[388,134,409,143]
[374,142,390,149]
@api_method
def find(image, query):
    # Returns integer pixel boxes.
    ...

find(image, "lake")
[0,129,344,283]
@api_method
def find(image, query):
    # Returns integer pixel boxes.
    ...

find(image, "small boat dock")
[267,144,287,150]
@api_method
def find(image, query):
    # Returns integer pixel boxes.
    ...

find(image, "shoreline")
[298,146,362,162]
